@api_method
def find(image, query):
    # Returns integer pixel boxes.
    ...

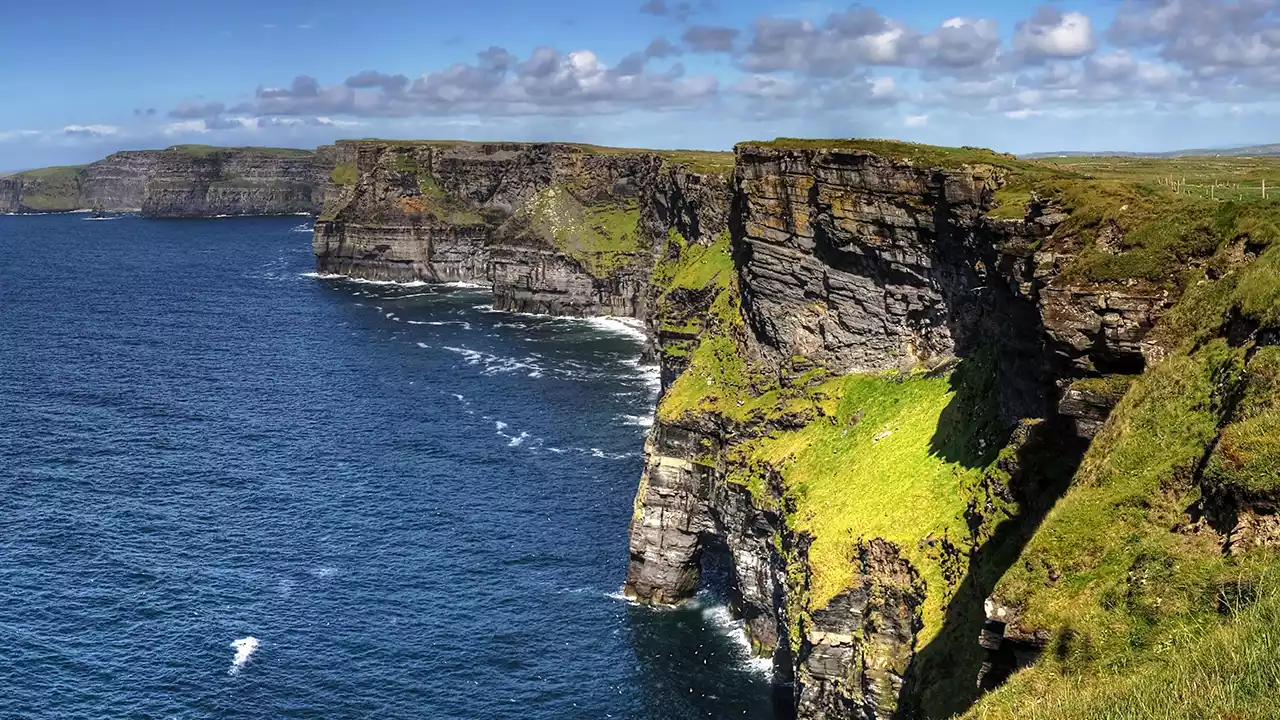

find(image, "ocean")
[0,214,779,719]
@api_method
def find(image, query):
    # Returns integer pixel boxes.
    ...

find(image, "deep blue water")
[0,215,776,719]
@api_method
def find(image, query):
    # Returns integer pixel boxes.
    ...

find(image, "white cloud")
[161,120,209,136]
[870,76,897,98]
[1015,9,1096,59]
[62,125,120,138]
[1004,109,1042,119]
[904,114,929,127]
[310,117,364,128]
[0,130,41,143]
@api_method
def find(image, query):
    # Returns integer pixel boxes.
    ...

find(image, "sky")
[3,0,1280,168]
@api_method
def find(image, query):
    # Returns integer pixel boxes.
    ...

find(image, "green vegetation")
[15,165,85,180]
[387,150,484,226]
[649,229,735,339]
[166,144,314,158]
[330,163,357,186]
[756,368,1003,630]
[525,185,645,277]
[1070,374,1138,405]
[1205,410,1280,493]
[14,165,83,211]
[970,579,1280,720]
[965,239,1280,719]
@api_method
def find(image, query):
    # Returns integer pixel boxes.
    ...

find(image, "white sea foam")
[620,414,655,428]
[508,431,531,447]
[406,320,472,329]
[416,342,431,349]
[310,566,339,579]
[300,272,429,288]
[620,356,662,395]
[438,281,490,289]
[83,216,122,221]
[443,346,543,377]
[580,316,649,343]
[701,604,774,676]
[290,223,313,233]
[228,637,260,675]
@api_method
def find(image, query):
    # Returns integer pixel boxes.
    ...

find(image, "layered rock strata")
[312,140,731,318]
[0,146,334,216]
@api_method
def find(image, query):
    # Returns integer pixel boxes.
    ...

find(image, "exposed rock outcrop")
[313,140,733,318]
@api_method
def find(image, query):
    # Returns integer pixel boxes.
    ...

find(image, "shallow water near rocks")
[0,215,777,719]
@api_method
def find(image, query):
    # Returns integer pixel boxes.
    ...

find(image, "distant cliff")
[0,145,336,217]
[312,140,732,317]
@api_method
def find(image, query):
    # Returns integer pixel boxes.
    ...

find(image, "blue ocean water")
[0,215,778,719]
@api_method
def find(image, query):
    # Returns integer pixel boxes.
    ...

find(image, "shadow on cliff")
[902,356,1087,719]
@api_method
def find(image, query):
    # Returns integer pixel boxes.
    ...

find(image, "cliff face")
[0,176,22,212]
[625,143,1172,719]
[313,140,733,317]
[2,146,334,216]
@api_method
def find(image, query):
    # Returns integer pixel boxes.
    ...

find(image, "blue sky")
[3,0,1280,168]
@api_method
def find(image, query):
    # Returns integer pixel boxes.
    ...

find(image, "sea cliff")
[0,145,334,217]
[316,136,1280,720]
[312,139,731,317]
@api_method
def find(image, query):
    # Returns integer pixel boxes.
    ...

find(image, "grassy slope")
[971,587,1280,720]
[969,242,1280,719]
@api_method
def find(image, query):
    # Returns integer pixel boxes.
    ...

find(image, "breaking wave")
[698,603,774,676]
[228,637,260,675]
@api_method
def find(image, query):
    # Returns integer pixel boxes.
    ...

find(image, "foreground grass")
[969,242,1280,718]
[970,579,1280,720]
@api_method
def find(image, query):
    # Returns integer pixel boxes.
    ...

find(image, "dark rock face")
[313,140,730,319]
[624,421,793,672]
[2,147,335,216]
[798,540,924,720]
[734,146,997,375]
[0,177,21,212]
